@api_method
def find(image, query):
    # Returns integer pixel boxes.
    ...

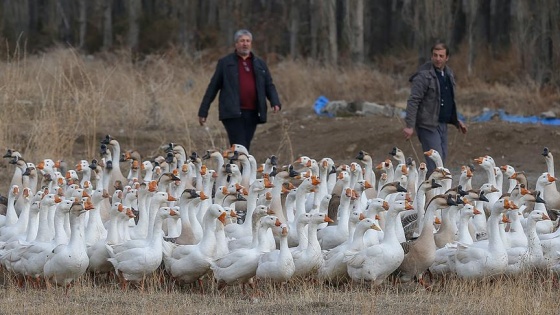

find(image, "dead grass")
[1,268,558,314]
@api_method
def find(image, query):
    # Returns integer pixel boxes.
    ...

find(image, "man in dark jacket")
[198,29,281,152]
[403,42,467,175]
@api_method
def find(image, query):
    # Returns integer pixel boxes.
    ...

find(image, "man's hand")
[198,117,206,126]
[272,105,280,113]
[403,127,414,140]
[458,121,467,134]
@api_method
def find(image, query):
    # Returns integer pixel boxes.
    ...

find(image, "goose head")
[389,147,406,165]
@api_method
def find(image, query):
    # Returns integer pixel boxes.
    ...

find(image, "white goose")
[0,185,20,228]
[289,213,311,252]
[532,172,556,234]
[541,147,560,220]
[287,176,319,247]
[256,223,295,283]
[43,200,93,293]
[344,199,412,285]
[106,207,178,289]
[458,165,474,191]
[128,181,156,241]
[500,164,517,194]
[109,191,175,253]
[227,205,274,251]
[0,199,41,278]
[173,189,201,245]
[291,212,333,278]
[317,187,354,250]
[100,135,128,194]
[3,194,63,282]
[224,178,272,240]
[319,217,378,284]
[211,215,281,295]
[163,204,226,287]
[0,187,33,242]
[87,202,128,276]
[448,198,514,279]
[355,150,377,195]
[507,187,544,248]
[505,209,549,275]
[363,198,389,246]
[201,149,228,189]
[456,203,481,245]
[430,202,481,276]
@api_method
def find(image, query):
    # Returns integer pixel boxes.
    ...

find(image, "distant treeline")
[1,0,559,85]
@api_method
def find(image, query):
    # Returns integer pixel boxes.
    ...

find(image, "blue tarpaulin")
[313,95,333,117]
[313,96,560,126]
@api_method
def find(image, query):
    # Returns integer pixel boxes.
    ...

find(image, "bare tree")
[102,0,113,50]
[128,0,141,51]
[349,0,364,63]
[176,0,198,54]
[78,0,87,49]
[463,0,482,76]
[288,0,300,59]
[511,0,531,74]
[402,0,454,65]
[309,0,321,59]
[218,0,239,47]
[325,0,337,64]
[534,0,555,85]
[2,0,30,44]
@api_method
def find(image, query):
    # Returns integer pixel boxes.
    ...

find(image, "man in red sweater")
[198,29,281,152]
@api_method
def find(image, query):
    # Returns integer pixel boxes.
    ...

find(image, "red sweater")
[238,56,257,110]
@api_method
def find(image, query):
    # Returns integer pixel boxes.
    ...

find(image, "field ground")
[148,105,560,188]
[0,269,558,314]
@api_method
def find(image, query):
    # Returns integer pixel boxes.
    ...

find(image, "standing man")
[198,29,281,152]
[403,42,467,175]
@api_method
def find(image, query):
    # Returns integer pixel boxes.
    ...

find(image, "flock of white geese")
[1,134,560,295]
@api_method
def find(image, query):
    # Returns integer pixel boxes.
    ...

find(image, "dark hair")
[431,42,449,56]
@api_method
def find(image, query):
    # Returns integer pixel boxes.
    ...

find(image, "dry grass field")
[1,270,558,314]
[1,47,560,314]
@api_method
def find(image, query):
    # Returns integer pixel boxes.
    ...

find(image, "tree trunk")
[403,0,454,65]
[289,0,300,59]
[103,0,113,50]
[218,0,237,47]
[206,0,217,27]
[128,0,141,51]
[339,0,351,60]
[325,0,337,64]
[78,0,87,49]
[56,0,71,43]
[528,0,555,85]
[177,0,198,54]
[463,0,481,76]
[309,0,320,59]
[511,0,530,73]
[3,0,30,44]
[349,0,364,63]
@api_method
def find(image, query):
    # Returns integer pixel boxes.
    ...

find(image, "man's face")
[431,48,449,70]
[235,35,252,57]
